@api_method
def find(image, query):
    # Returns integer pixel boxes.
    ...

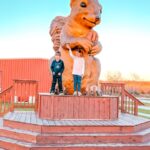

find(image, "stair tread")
[0,126,38,136]
[1,126,150,136]
[0,126,150,137]
[0,136,150,148]
[40,128,150,136]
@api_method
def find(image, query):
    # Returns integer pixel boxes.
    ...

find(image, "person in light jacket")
[68,45,85,96]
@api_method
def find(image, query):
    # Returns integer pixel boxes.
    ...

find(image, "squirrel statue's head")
[70,0,102,28]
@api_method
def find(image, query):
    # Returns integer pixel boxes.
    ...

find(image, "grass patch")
[139,115,150,119]
[0,102,35,113]
[138,109,150,114]
[15,108,34,111]
[143,103,150,106]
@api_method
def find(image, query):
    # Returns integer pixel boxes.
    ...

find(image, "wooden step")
[1,112,150,149]
[0,136,150,150]
[3,118,150,134]
[0,136,30,150]
[36,128,150,144]
[0,126,37,143]
[0,126,150,144]
[4,112,150,134]
[0,112,150,150]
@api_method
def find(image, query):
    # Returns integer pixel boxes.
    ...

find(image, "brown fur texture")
[50,0,102,94]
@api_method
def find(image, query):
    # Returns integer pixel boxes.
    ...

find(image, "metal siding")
[0,59,51,92]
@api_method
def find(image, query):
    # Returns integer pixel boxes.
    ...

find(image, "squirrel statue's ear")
[70,0,76,7]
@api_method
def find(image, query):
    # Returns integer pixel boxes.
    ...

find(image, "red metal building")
[0,58,51,92]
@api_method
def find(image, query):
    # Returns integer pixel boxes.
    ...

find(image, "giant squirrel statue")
[50,0,102,94]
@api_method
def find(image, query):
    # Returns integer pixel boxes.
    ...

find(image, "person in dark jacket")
[50,51,64,95]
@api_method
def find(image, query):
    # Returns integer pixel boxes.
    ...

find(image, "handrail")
[0,86,13,95]
[122,89,144,115]
[101,82,144,116]
[101,82,125,86]
[0,86,14,116]
[124,89,143,105]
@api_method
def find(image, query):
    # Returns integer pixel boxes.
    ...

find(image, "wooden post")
[134,101,138,116]
[121,84,125,113]
[35,82,39,112]
[0,95,2,114]
[10,85,14,112]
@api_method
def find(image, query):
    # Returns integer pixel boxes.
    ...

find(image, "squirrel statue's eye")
[80,2,87,8]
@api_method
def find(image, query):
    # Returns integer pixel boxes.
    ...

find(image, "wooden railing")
[13,79,38,110]
[0,79,38,116]
[101,82,144,116]
[0,79,143,117]
[122,89,143,115]
[101,82,125,95]
[0,86,14,116]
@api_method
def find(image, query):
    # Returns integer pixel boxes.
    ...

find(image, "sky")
[0,0,150,81]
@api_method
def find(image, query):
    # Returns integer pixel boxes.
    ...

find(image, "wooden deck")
[3,111,149,127]
[0,111,150,150]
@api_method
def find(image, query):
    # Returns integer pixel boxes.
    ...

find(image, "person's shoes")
[90,91,94,96]
[78,92,82,96]
[50,92,55,96]
[59,92,64,96]
[73,91,77,96]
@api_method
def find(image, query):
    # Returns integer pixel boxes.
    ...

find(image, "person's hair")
[78,50,81,53]
[77,49,83,56]
[55,51,61,56]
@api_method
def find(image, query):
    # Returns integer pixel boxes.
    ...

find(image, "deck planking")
[3,111,150,127]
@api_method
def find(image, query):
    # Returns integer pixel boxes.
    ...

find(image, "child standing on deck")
[50,51,64,95]
[67,45,85,96]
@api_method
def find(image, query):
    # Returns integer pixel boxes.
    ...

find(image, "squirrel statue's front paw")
[88,41,102,56]
[65,37,93,52]
[86,30,102,56]
[77,37,93,52]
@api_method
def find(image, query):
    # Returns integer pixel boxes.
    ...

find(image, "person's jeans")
[50,74,63,93]
[73,75,82,92]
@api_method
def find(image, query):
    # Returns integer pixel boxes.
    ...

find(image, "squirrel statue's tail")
[49,16,67,51]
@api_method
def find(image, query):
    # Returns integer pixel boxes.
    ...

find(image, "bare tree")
[130,73,141,81]
[106,71,123,81]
